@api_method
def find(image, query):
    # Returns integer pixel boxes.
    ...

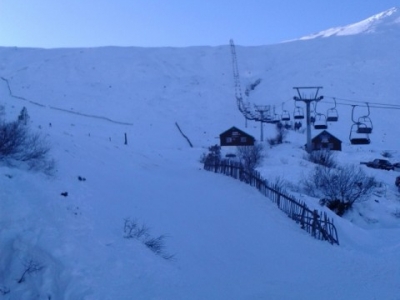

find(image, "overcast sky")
[1,0,399,48]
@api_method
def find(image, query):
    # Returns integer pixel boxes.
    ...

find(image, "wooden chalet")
[219,126,255,147]
[311,130,342,151]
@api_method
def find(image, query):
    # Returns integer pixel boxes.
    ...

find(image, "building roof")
[219,126,254,138]
[312,130,342,142]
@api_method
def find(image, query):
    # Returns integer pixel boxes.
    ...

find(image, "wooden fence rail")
[204,159,339,245]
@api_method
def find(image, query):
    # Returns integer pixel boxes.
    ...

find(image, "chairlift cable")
[324,96,400,109]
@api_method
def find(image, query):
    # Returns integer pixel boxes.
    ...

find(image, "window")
[226,137,232,143]
[320,135,329,143]
[240,137,247,143]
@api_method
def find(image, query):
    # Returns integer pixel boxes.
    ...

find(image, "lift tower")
[254,105,269,141]
[229,39,246,116]
[293,87,324,153]
[229,39,273,141]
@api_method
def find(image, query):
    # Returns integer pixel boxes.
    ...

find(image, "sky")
[1,0,400,48]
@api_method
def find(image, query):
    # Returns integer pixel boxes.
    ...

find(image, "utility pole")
[293,87,323,153]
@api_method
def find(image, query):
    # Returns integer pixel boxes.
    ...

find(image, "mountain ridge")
[299,7,400,40]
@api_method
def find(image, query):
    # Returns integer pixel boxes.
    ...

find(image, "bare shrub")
[17,259,43,284]
[18,132,50,162]
[270,176,288,192]
[0,121,27,157]
[267,122,287,146]
[144,235,175,260]
[123,218,174,260]
[306,149,337,168]
[123,218,138,238]
[123,218,150,239]
[0,120,53,172]
[144,235,166,255]
[301,176,320,198]
[201,144,221,165]
[236,142,265,172]
[134,224,151,239]
[199,152,207,163]
[304,164,377,216]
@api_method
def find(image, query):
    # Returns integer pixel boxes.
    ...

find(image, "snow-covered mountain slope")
[300,7,400,39]
[1,8,400,299]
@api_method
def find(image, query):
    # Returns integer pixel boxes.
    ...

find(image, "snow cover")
[300,7,400,40]
[1,8,400,300]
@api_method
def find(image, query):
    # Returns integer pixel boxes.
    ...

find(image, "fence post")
[312,209,319,237]
[300,205,306,228]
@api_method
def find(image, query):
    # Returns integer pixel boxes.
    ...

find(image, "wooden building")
[311,130,342,151]
[220,126,255,146]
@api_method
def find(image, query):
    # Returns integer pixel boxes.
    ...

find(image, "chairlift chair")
[356,103,373,133]
[293,106,305,120]
[327,109,339,122]
[357,116,373,134]
[281,110,291,121]
[313,113,328,130]
[350,123,370,145]
[261,113,272,123]
[270,114,280,124]
[326,97,339,122]
[268,106,280,124]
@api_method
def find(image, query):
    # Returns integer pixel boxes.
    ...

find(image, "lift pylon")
[293,87,324,153]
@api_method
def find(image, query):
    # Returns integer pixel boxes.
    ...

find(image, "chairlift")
[314,113,328,130]
[281,103,290,121]
[270,114,280,124]
[326,98,339,122]
[357,116,373,134]
[266,106,280,124]
[350,123,370,145]
[356,102,373,133]
[350,105,371,145]
[281,110,290,121]
[293,106,305,120]
[327,109,339,122]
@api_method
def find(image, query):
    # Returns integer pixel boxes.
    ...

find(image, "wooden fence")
[204,159,339,245]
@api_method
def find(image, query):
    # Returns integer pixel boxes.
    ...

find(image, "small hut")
[311,130,342,151]
[219,126,255,146]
